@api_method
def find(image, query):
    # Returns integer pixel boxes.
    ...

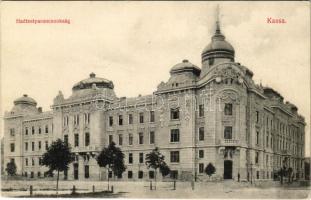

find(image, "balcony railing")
[221,139,239,146]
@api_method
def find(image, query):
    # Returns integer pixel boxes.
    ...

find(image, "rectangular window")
[119,134,123,146]
[149,131,155,144]
[38,141,41,150]
[199,150,204,158]
[37,172,41,178]
[170,108,180,120]
[25,142,28,151]
[45,141,48,150]
[85,165,89,179]
[32,158,35,166]
[224,126,232,139]
[32,142,35,151]
[139,132,144,144]
[119,115,123,125]
[150,111,155,122]
[128,171,133,179]
[170,170,178,179]
[64,135,68,145]
[170,129,180,143]
[25,127,28,135]
[138,171,143,179]
[84,113,90,124]
[25,158,28,166]
[10,128,15,136]
[199,127,204,141]
[149,171,155,179]
[128,114,133,124]
[32,126,35,135]
[128,153,133,164]
[256,111,259,123]
[199,163,204,173]
[85,132,90,146]
[224,103,233,115]
[256,131,259,145]
[45,125,49,133]
[199,104,204,117]
[74,134,79,147]
[266,155,269,166]
[139,113,144,123]
[109,135,113,144]
[255,152,259,164]
[129,134,133,145]
[139,153,144,163]
[109,116,113,126]
[170,151,180,163]
[38,127,41,134]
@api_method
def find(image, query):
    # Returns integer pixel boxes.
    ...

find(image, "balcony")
[72,145,100,153]
[220,139,239,146]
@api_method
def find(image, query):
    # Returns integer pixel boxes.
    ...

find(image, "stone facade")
[3,20,306,182]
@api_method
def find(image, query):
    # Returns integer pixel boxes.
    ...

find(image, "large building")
[3,19,306,182]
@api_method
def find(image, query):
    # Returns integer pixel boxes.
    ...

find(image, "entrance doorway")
[224,160,233,179]
[74,163,79,180]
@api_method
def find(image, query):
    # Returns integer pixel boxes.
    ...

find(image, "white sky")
[1,1,310,156]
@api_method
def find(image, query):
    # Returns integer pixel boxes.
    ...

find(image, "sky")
[0,1,310,156]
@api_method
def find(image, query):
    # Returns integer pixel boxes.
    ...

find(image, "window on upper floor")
[45,125,49,133]
[255,152,259,164]
[129,134,133,145]
[170,151,180,163]
[84,113,90,124]
[199,104,204,117]
[32,142,35,151]
[45,141,48,150]
[118,134,123,146]
[25,127,28,135]
[199,127,204,141]
[38,127,41,134]
[64,135,68,145]
[139,113,144,123]
[128,153,133,164]
[38,141,41,150]
[199,150,204,158]
[150,111,155,122]
[139,153,144,163]
[25,142,28,151]
[170,108,180,120]
[170,129,180,143]
[73,114,79,125]
[25,158,28,166]
[224,126,232,139]
[119,115,123,126]
[109,135,113,144]
[149,131,155,144]
[139,132,144,144]
[10,143,15,152]
[256,111,259,123]
[256,131,259,145]
[74,134,79,147]
[85,132,90,147]
[224,103,233,115]
[109,116,113,126]
[32,158,35,166]
[32,126,35,135]
[199,163,204,173]
[128,114,133,124]
[10,128,15,136]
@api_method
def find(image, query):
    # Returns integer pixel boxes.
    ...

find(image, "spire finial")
[215,4,221,34]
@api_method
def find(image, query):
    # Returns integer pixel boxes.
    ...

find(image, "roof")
[72,73,114,91]
[13,94,37,106]
[170,59,201,75]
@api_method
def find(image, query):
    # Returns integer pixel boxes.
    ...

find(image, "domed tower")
[10,94,38,115]
[201,17,235,77]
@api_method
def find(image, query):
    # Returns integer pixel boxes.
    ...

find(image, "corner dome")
[72,72,114,91]
[170,59,201,75]
[14,94,37,106]
[202,21,235,63]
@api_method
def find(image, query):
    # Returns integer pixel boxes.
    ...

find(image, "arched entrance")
[224,160,233,179]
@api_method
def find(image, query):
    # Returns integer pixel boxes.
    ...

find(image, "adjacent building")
[3,19,306,182]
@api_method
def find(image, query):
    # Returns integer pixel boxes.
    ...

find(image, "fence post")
[29,185,33,196]
[93,185,95,193]
[72,185,76,194]
[150,181,153,190]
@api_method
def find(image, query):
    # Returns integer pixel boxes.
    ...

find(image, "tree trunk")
[56,170,59,195]
[107,168,110,191]
[154,169,157,190]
